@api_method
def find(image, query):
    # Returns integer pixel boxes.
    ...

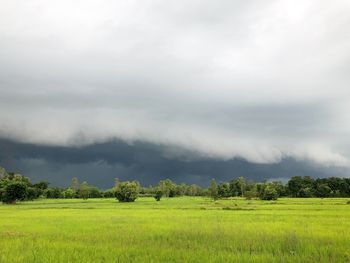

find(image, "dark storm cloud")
[0,139,348,188]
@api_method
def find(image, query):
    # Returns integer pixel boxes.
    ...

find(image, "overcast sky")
[0,0,350,185]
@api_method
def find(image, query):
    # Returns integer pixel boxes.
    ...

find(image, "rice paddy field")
[0,197,349,263]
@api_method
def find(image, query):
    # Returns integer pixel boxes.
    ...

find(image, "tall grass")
[0,197,349,262]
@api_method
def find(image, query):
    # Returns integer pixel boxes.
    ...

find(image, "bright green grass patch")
[0,197,349,263]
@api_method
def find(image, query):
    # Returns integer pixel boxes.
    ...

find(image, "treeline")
[210,176,350,200]
[1,166,350,204]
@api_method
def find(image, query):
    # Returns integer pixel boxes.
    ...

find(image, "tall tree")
[71,177,79,192]
[79,181,90,200]
[209,178,218,201]
[237,176,246,197]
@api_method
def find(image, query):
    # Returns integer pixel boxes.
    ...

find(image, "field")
[0,197,350,263]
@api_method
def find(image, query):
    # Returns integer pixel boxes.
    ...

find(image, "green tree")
[237,176,246,197]
[158,179,177,197]
[288,176,314,197]
[103,189,115,198]
[62,188,76,198]
[218,182,230,198]
[258,183,279,200]
[315,183,332,198]
[115,181,140,202]
[89,187,102,198]
[0,171,32,203]
[154,188,163,201]
[2,181,28,204]
[229,177,246,197]
[209,178,218,200]
[44,188,62,198]
[26,187,41,200]
[79,181,90,200]
[71,177,79,193]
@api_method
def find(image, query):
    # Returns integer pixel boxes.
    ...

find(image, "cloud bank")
[1,139,349,188]
[1,0,350,167]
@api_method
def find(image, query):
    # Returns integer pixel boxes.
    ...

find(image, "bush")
[115,181,140,202]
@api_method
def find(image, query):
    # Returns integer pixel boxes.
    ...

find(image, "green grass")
[0,197,350,263]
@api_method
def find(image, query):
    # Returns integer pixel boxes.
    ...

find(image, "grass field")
[0,197,349,263]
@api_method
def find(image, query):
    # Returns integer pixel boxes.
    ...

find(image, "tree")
[237,177,246,197]
[244,186,258,199]
[2,181,28,204]
[26,187,41,200]
[71,177,79,193]
[218,182,230,198]
[89,187,102,198]
[314,183,332,198]
[229,177,246,197]
[244,180,258,199]
[258,183,279,200]
[158,179,177,197]
[79,181,90,200]
[103,189,115,198]
[62,188,76,198]
[154,189,163,201]
[209,178,218,200]
[44,188,62,198]
[114,181,140,202]
[288,176,314,197]
[270,181,287,197]
[32,181,49,197]
[186,184,201,196]
[0,171,32,204]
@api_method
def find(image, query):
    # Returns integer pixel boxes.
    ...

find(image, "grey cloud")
[1,139,349,188]
[0,0,350,168]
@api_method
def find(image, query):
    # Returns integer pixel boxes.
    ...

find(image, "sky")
[0,0,350,187]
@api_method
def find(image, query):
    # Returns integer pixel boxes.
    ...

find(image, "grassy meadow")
[0,197,349,263]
